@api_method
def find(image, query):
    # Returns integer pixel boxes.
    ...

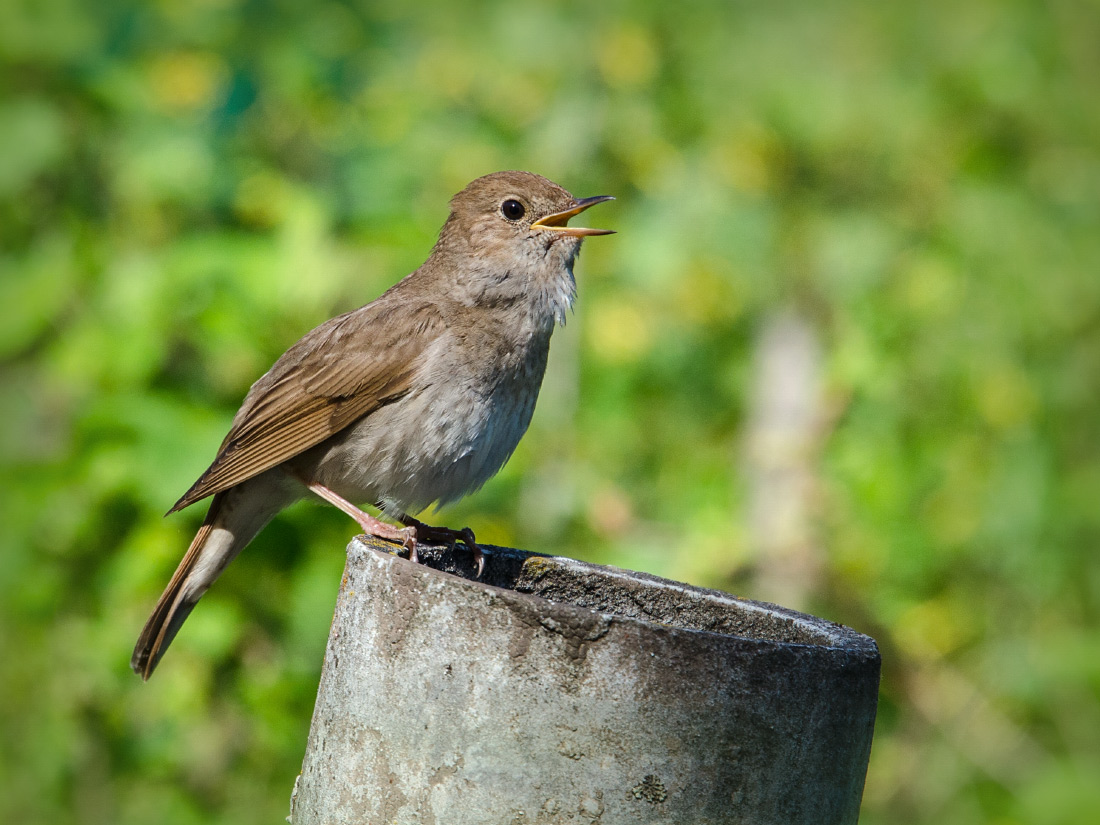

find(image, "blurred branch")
[742,310,824,611]
[904,655,1051,786]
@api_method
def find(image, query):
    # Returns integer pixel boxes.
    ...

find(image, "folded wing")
[169,300,445,513]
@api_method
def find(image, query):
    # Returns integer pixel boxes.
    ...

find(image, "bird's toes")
[401,526,419,564]
[459,527,485,578]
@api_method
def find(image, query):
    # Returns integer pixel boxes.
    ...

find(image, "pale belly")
[298,374,540,516]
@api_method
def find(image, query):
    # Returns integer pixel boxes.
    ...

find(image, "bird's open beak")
[531,195,615,237]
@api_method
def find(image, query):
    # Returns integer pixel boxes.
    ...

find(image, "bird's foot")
[351,513,420,562]
[400,517,484,578]
[303,480,418,558]
[300,480,480,574]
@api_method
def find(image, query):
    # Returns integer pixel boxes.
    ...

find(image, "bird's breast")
[306,329,551,515]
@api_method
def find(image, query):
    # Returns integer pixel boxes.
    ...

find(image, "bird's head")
[431,170,614,326]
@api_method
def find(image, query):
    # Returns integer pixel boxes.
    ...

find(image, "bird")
[131,170,614,679]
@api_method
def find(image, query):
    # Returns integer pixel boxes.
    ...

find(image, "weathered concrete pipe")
[290,537,879,824]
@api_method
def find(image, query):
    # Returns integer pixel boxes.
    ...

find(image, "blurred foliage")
[1,0,1098,822]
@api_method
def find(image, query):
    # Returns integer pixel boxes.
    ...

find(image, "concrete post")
[289,537,879,824]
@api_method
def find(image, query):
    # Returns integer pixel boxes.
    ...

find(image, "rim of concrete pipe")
[370,537,877,655]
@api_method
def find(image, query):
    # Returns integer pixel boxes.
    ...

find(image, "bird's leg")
[399,516,485,578]
[303,481,418,562]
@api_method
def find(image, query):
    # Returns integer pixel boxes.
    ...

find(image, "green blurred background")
[2,0,1098,822]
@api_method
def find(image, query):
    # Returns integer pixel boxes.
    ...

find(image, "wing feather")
[169,300,443,513]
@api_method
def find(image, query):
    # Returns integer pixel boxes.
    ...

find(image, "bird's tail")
[131,485,279,680]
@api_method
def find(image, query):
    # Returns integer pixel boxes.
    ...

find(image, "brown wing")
[168,300,445,513]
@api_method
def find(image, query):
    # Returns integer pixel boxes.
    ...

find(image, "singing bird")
[131,171,614,679]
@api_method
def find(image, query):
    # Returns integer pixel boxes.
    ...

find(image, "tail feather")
[132,494,228,680]
[133,471,300,680]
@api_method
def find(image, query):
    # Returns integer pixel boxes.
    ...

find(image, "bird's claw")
[400,519,484,578]
[401,526,419,565]
[458,527,484,578]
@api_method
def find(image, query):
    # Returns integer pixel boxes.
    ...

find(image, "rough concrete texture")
[289,538,880,825]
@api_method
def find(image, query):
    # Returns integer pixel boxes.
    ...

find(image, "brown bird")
[131,171,613,679]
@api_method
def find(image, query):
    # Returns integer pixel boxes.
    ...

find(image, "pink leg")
[305,482,419,563]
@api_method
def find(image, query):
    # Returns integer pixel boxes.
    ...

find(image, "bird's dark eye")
[501,199,526,221]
